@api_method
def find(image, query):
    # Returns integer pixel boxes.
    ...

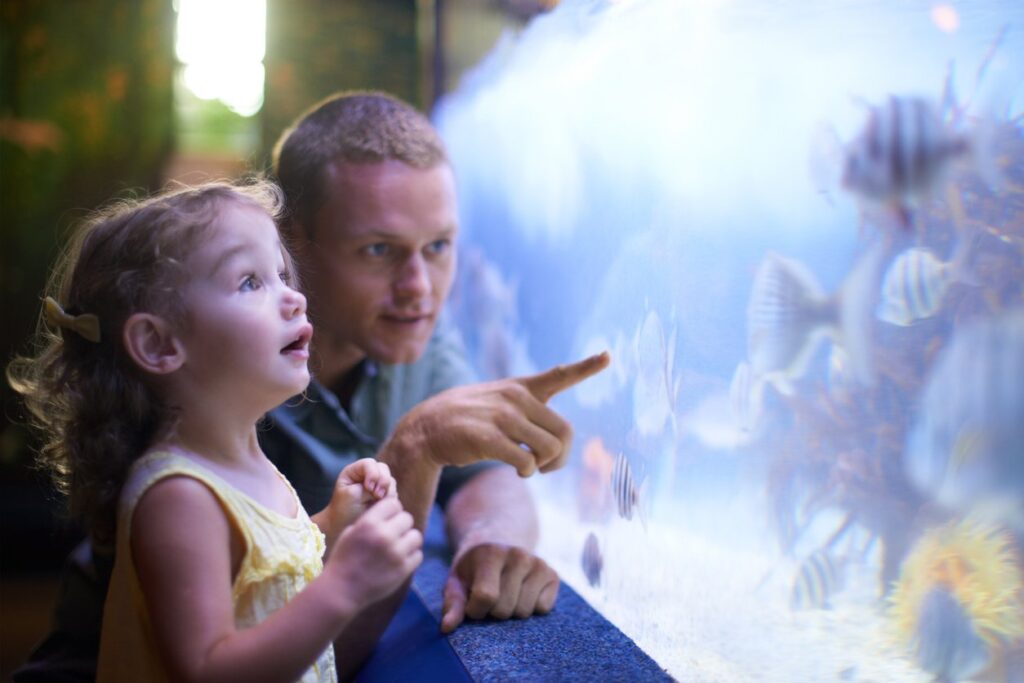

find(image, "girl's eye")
[279,269,292,285]
[240,274,261,292]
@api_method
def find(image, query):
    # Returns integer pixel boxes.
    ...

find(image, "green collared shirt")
[260,317,496,514]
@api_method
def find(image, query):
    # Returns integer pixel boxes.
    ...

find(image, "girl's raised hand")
[315,458,397,546]
[322,497,423,609]
[346,458,397,501]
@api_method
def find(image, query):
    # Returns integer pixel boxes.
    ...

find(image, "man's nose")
[394,252,431,299]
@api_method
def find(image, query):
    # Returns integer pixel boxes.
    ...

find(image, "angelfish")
[876,239,977,326]
[790,549,843,610]
[611,451,646,529]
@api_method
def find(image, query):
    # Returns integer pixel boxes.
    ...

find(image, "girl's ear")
[123,313,185,375]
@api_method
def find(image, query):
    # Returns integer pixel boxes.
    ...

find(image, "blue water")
[436,0,1024,678]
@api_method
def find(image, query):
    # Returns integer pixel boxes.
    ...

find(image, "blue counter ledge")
[356,508,672,682]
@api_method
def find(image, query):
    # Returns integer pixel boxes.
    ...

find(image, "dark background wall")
[1,0,177,573]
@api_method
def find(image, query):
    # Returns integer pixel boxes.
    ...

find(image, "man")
[13,91,607,681]
[267,91,608,677]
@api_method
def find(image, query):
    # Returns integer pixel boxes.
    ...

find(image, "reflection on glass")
[440,1,1024,679]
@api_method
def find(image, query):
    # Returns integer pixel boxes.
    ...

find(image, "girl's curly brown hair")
[7,179,285,549]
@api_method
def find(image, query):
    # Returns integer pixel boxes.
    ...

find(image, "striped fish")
[877,241,975,326]
[790,549,842,610]
[633,309,678,438]
[581,532,603,588]
[611,451,643,525]
[842,95,970,227]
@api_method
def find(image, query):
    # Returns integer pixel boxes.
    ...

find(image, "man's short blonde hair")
[272,91,449,236]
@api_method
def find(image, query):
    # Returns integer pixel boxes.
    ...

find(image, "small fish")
[581,532,603,588]
[826,346,856,400]
[459,248,519,327]
[913,587,990,682]
[578,436,615,521]
[681,390,755,450]
[455,248,528,380]
[632,309,679,438]
[877,241,976,326]
[948,427,989,472]
[611,451,645,527]
[842,95,974,228]
[730,360,765,433]
[746,243,885,393]
[790,549,842,610]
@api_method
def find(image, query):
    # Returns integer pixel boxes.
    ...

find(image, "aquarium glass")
[437,1,1024,679]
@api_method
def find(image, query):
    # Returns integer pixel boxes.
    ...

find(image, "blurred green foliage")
[1,0,175,471]
[175,84,259,155]
[260,0,419,169]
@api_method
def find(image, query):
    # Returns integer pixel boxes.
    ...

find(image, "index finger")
[517,351,611,403]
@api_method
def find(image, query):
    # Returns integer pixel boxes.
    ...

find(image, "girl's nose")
[283,286,306,319]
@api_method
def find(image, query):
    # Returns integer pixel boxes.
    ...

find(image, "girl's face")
[175,201,312,412]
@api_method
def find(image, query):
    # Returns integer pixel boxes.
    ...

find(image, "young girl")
[7,180,423,682]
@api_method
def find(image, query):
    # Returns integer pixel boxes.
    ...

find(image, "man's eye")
[364,243,390,257]
[426,239,451,256]
[240,275,261,291]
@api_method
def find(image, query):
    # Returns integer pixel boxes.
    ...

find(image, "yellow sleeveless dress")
[96,450,337,682]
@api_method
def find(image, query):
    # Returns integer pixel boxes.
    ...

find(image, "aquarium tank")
[436,0,1024,680]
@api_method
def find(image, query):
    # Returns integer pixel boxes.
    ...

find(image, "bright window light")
[175,0,266,116]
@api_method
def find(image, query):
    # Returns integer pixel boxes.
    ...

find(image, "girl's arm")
[131,476,421,683]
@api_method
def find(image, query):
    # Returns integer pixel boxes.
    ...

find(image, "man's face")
[298,159,459,374]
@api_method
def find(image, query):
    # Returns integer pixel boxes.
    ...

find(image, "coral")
[889,519,1024,650]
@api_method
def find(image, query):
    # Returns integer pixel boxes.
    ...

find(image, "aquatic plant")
[764,116,1024,594]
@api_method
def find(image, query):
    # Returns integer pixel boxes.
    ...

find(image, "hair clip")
[44,297,101,343]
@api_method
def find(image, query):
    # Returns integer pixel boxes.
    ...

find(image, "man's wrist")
[385,403,444,471]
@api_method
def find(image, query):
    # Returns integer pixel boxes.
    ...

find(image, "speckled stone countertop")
[356,507,672,682]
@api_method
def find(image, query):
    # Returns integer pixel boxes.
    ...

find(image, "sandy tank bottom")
[533,488,934,683]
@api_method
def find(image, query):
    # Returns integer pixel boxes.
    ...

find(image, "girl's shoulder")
[125,447,208,487]
[120,449,224,517]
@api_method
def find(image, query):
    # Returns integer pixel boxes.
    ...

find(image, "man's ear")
[123,313,185,375]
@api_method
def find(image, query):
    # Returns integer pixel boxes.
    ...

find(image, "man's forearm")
[377,415,443,533]
[444,466,539,554]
